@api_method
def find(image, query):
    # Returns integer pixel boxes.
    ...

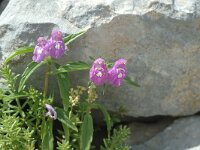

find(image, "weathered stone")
[70,14,200,117]
[0,0,9,14]
[1,0,200,117]
[132,116,200,150]
[188,145,200,150]
[126,118,174,145]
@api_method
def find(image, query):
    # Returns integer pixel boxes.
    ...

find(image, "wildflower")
[32,29,67,62]
[32,37,48,63]
[87,84,98,103]
[44,104,57,120]
[69,86,86,106]
[108,59,127,87]
[89,58,108,85]
[69,87,80,106]
[69,95,80,106]
[47,30,66,59]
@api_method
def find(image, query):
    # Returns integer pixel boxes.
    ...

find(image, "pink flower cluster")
[33,30,67,63]
[89,58,127,87]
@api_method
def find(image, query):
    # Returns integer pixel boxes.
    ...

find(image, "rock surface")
[1,0,200,117]
[0,0,9,14]
[132,116,200,150]
[126,118,174,145]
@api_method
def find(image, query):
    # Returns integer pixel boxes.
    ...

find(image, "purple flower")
[32,37,48,63]
[89,58,108,85]
[47,30,66,59]
[108,59,127,87]
[32,29,67,62]
[51,29,63,41]
[44,104,57,120]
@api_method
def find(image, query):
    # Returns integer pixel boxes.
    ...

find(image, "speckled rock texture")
[1,0,200,117]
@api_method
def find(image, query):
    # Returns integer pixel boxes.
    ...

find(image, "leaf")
[92,103,112,137]
[56,61,90,73]
[4,47,34,64]
[18,61,44,92]
[55,63,70,110]
[89,56,95,61]
[41,119,53,150]
[124,76,140,87]
[55,107,78,132]
[64,31,87,45]
[3,94,27,102]
[106,62,114,69]
[80,113,93,150]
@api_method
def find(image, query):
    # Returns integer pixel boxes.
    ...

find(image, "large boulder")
[1,0,200,117]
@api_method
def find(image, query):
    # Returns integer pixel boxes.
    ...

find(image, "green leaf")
[89,56,95,61]
[4,47,34,64]
[92,103,112,137]
[55,63,70,110]
[106,62,114,69]
[80,113,93,150]
[18,61,44,92]
[55,107,78,132]
[56,73,70,110]
[3,94,27,102]
[124,76,140,87]
[41,119,53,150]
[64,31,87,45]
[56,61,90,73]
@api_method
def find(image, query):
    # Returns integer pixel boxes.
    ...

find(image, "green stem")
[16,98,24,117]
[69,107,73,119]
[43,65,50,98]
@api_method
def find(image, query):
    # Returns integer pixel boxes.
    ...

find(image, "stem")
[43,65,50,98]
[16,98,24,117]
[69,107,73,119]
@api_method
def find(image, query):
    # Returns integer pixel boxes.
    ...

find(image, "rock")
[1,0,200,117]
[70,13,200,117]
[126,118,174,145]
[132,116,200,150]
[188,145,200,150]
[0,0,9,14]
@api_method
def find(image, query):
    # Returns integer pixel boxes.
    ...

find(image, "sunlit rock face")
[1,0,200,117]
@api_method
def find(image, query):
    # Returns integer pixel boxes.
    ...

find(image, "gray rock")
[0,0,9,14]
[188,145,200,150]
[126,118,174,145]
[70,14,200,117]
[1,0,200,117]
[132,116,200,150]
